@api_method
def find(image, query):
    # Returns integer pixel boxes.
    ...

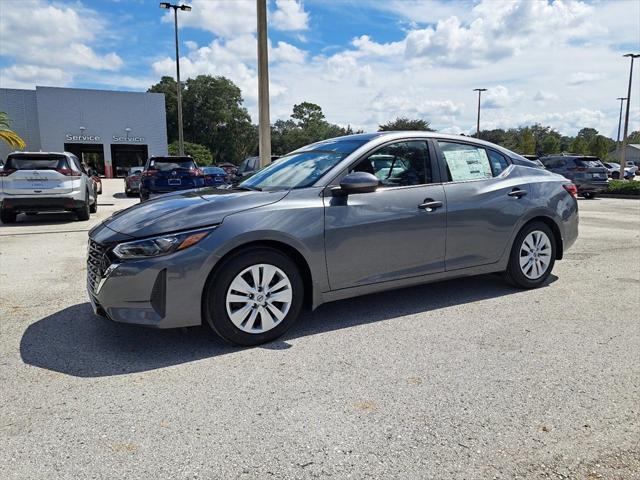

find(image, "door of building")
[111,144,149,178]
[64,143,105,176]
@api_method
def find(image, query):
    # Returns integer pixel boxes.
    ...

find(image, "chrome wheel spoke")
[245,308,259,331]
[519,230,552,280]
[229,276,253,296]
[269,289,292,304]
[227,293,251,303]
[250,265,261,289]
[229,304,252,328]
[266,303,286,321]
[261,264,277,290]
[258,306,276,331]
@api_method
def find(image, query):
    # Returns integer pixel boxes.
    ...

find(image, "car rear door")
[1,154,79,195]
[434,140,531,271]
[324,140,446,290]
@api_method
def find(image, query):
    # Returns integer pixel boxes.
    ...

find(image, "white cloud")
[482,86,524,109]
[271,42,307,64]
[533,90,559,103]
[0,0,122,88]
[271,0,309,31]
[162,0,309,37]
[567,72,607,85]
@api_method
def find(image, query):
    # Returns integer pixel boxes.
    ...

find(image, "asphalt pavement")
[1,180,638,479]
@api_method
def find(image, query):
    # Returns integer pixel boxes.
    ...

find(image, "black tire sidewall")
[204,248,304,346]
[507,222,556,288]
[0,208,17,223]
[76,193,90,221]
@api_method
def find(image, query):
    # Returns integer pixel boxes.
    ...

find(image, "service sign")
[112,135,145,143]
[65,133,101,142]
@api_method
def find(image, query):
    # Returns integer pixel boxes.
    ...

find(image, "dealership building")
[0,86,168,177]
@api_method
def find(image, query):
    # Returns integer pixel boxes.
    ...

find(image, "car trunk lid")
[1,154,79,195]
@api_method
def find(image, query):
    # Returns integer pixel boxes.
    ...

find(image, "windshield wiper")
[233,185,262,191]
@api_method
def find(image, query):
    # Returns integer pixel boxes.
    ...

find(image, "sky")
[1,0,639,137]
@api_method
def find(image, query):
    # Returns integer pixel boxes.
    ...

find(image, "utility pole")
[619,53,639,180]
[159,3,191,156]
[615,97,626,170]
[473,88,487,138]
[257,0,271,168]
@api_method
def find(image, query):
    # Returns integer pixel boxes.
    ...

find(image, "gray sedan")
[87,132,579,346]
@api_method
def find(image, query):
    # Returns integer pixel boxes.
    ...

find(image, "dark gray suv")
[539,155,608,199]
[88,132,579,346]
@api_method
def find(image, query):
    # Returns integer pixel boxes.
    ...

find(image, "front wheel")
[504,222,556,289]
[0,208,17,224]
[203,248,304,346]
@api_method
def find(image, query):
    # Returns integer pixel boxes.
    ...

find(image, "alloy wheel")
[225,263,293,334]
[519,230,552,280]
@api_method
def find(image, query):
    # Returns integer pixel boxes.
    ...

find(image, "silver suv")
[0,151,97,223]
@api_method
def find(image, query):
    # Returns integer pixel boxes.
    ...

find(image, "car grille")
[87,238,109,294]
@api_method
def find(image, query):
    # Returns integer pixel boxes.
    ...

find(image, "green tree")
[148,76,179,144]
[540,135,561,155]
[515,128,536,155]
[576,127,598,143]
[588,134,613,159]
[271,102,358,154]
[168,141,213,165]
[378,117,434,131]
[626,130,640,144]
[569,137,589,155]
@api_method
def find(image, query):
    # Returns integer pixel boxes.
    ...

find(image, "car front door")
[324,140,446,290]
[435,140,531,271]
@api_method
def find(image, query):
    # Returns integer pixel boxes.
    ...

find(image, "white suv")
[0,151,97,223]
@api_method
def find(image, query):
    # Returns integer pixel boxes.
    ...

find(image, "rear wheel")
[581,192,595,199]
[504,222,556,289]
[76,193,90,221]
[203,248,304,346]
[89,197,98,213]
[0,208,17,224]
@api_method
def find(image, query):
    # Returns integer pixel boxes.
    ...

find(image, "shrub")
[606,180,640,195]
[168,141,214,166]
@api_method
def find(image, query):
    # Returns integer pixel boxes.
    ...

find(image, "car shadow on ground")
[0,212,80,227]
[20,274,557,377]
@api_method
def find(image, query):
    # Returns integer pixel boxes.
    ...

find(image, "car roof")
[148,155,193,161]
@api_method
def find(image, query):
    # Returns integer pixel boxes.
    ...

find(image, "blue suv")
[139,156,205,201]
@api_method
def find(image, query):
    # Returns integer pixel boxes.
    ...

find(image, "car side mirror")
[333,171,379,196]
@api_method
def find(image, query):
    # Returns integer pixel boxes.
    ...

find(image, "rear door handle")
[418,200,443,211]
[508,189,527,198]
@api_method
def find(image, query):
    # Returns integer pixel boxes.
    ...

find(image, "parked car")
[124,167,144,196]
[139,156,205,201]
[87,132,578,346]
[0,151,97,223]
[539,155,608,198]
[202,166,229,187]
[217,162,238,177]
[601,162,635,180]
[625,161,638,175]
[234,155,280,181]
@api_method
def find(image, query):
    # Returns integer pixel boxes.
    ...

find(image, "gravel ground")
[1,180,638,479]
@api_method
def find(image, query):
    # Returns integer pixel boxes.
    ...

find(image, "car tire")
[504,221,556,289]
[581,192,595,199]
[76,193,91,221]
[203,247,304,346]
[612,172,620,179]
[89,196,98,213]
[139,189,149,202]
[0,208,17,224]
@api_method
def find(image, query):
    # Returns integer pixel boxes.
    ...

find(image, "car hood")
[101,188,288,238]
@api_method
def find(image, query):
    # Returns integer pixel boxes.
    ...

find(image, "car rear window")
[5,155,69,170]
[149,158,196,171]
[574,158,603,168]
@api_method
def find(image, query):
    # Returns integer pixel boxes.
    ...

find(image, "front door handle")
[418,200,443,211]
[508,189,527,198]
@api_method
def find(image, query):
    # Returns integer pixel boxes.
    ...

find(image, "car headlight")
[112,226,216,260]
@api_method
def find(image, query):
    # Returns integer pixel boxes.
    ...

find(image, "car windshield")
[150,159,196,171]
[239,139,367,191]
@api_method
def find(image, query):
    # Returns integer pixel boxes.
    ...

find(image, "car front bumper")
[86,231,221,328]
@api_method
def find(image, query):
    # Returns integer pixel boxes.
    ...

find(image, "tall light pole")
[615,97,627,161]
[256,0,271,168]
[160,2,191,157]
[619,53,639,180]
[473,88,487,138]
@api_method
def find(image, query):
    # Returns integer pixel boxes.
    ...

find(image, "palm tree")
[0,112,26,149]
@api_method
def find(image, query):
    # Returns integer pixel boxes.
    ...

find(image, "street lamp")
[619,53,639,180]
[473,88,487,138]
[159,2,192,157]
[615,97,626,156]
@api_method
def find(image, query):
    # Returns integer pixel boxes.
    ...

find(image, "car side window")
[438,141,493,182]
[486,149,510,176]
[350,141,431,187]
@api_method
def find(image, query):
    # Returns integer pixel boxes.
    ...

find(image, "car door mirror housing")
[334,171,379,196]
